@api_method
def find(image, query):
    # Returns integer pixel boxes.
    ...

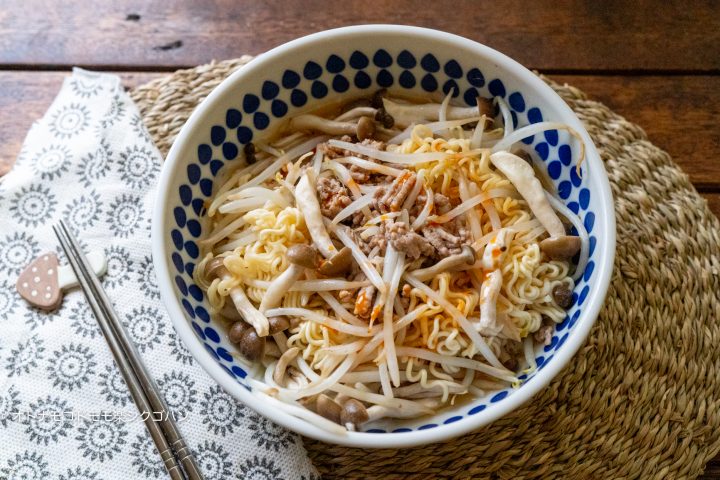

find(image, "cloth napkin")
[0,69,318,480]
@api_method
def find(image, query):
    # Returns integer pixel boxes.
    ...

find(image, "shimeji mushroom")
[382,97,482,129]
[268,315,291,334]
[315,394,343,424]
[339,399,369,429]
[289,114,376,141]
[311,396,370,430]
[317,246,353,276]
[362,401,433,425]
[227,320,265,361]
[259,244,319,312]
[489,151,580,261]
[272,347,300,386]
[294,171,337,259]
[294,171,357,274]
[205,257,270,337]
[412,245,476,281]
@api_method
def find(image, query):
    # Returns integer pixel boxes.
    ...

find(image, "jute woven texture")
[130,57,720,480]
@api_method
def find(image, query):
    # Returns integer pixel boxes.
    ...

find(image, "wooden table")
[1,1,718,476]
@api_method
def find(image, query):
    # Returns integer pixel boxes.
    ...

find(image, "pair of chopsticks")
[53,220,203,480]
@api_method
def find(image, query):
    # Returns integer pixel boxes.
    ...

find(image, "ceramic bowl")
[153,25,616,448]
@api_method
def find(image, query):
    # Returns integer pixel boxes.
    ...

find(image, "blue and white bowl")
[153,25,616,448]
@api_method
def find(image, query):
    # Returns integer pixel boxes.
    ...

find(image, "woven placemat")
[130,58,720,479]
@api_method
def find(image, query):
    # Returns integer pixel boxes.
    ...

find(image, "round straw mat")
[130,57,720,480]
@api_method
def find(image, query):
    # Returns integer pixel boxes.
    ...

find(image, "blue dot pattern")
[168,47,598,434]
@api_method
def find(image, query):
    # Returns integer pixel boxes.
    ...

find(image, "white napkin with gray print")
[0,68,318,480]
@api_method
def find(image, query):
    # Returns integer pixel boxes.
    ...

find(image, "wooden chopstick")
[53,220,203,480]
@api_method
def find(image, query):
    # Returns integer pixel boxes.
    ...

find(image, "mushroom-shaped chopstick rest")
[16,251,107,311]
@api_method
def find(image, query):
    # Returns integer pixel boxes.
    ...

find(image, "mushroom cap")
[356,116,376,141]
[375,108,395,129]
[340,398,369,426]
[237,328,266,362]
[316,394,342,424]
[228,321,249,344]
[286,244,319,269]
[268,316,290,335]
[318,246,353,276]
[540,235,581,260]
[205,257,229,280]
[552,284,573,308]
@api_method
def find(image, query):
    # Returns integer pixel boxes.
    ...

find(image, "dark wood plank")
[706,193,720,219]
[553,75,720,189]
[703,458,720,479]
[2,72,719,186]
[0,0,718,71]
[0,71,161,176]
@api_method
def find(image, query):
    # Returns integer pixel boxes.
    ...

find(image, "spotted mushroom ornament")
[16,251,107,311]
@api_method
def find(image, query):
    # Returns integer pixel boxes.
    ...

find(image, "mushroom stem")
[365,402,434,423]
[259,264,304,312]
[335,106,377,122]
[489,151,565,238]
[204,257,270,336]
[289,114,375,140]
[227,282,270,337]
[382,98,479,128]
[273,347,300,386]
[295,172,337,258]
[411,245,476,281]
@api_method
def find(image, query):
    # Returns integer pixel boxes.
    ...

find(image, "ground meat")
[349,165,370,182]
[317,135,354,159]
[421,224,470,258]
[359,138,387,151]
[386,221,434,259]
[433,193,452,214]
[351,210,365,227]
[534,325,554,346]
[374,171,417,213]
[408,192,450,221]
[320,137,387,161]
[316,177,351,218]
[359,223,387,255]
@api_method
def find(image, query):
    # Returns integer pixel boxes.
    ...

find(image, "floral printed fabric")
[0,69,318,480]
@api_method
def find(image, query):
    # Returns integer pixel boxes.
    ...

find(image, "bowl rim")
[153,24,616,448]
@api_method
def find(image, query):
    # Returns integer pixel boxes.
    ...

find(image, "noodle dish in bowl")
[153,25,615,448]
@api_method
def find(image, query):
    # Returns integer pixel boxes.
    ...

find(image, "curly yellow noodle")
[194,115,582,414]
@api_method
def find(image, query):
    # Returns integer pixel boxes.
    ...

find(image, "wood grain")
[554,75,720,189]
[2,72,718,185]
[706,193,720,219]
[0,0,718,72]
